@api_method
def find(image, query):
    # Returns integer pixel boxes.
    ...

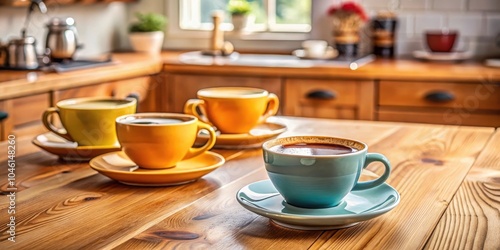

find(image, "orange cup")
[184,87,279,134]
[116,113,216,169]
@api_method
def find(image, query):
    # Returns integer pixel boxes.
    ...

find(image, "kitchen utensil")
[184,87,279,134]
[425,30,458,53]
[3,0,47,69]
[372,11,398,58]
[262,136,391,208]
[45,17,81,61]
[42,97,137,146]
[7,36,39,69]
[116,113,216,169]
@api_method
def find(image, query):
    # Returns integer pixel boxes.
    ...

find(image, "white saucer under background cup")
[302,40,328,58]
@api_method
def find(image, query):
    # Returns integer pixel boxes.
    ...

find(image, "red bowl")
[425,31,458,53]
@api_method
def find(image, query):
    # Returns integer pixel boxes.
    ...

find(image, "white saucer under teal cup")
[262,136,392,208]
[237,180,400,230]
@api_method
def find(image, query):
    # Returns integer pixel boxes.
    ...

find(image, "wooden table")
[0,117,499,249]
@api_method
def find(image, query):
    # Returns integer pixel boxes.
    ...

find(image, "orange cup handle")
[42,107,74,142]
[258,93,279,124]
[184,99,213,126]
[184,121,216,160]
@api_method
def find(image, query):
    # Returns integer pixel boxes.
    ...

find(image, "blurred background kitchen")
[0,0,498,58]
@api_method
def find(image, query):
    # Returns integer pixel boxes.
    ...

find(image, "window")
[179,0,311,33]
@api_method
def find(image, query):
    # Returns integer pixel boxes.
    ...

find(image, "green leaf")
[129,12,167,32]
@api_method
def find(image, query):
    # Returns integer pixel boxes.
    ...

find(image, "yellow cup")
[115,113,216,169]
[42,97,137,146]
[184,87,279,134]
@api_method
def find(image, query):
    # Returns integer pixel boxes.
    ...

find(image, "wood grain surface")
[425,130,500,250]
[0,116,497,250]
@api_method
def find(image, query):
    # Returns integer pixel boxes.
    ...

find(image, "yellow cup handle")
[184,99,213,126]
[258,93,279,124]
[42,107,74,142]
[184,121,217,160]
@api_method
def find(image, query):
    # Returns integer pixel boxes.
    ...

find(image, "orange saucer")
[89,151,225,186]
[195,121,287,149]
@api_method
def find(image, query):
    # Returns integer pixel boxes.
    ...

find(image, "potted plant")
[227,0,253,32]
[129,12,167,54]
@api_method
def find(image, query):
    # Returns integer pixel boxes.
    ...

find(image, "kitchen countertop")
[0,53,163,100]
[0,116,498,249]
[0,51,498,100]
[162,51,500,82]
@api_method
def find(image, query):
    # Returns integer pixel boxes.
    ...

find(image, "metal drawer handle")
[424,91,455,103]
[0,111,8,121]
[306,90,337,100]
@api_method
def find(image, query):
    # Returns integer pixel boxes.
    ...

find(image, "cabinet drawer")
[55,76,157,112]
[379,81,500,111]
[167,74,282,113]
[284,79,374,120]
[377,108,500,127]
[13,93,50,126]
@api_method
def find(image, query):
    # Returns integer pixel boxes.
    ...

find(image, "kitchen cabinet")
[164,73,282,113]
[283,78,374,120]
[376,80,500,126]
[163,74,375,121]
[0,102,12,141]
[0,93,50,140]
[54,75,160,113]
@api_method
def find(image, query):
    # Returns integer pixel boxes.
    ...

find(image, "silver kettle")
[7,36,39,69]
[45,17,80,61]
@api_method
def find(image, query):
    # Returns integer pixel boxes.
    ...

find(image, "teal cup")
[262,136,391,208]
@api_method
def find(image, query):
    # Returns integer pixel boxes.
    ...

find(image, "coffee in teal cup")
[262,136,391,208]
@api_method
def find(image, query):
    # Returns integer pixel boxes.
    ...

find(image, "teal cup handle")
[352,153,391,191]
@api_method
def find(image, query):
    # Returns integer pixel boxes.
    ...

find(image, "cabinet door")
[0,93,51,140]
[54,76,160,112]
[12,93,50,126]
[379,81,500,110]
[377,80,500,126]
[167,74,282,113]
[284,78,374,120]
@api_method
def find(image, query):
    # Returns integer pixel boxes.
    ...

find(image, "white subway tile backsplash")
[0,8,24,40]
[362,0,396,10]
[414,12,445,34]
[485,14,500,37]
[395,37,421,55]
[432,0,467,11]
[400,0,431,10]
[453,37,468,52]
[395,12,415,37]
[466,37,500,57]
[0,14,8,43]
[468,0,500,11]
[448,13,484,37]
